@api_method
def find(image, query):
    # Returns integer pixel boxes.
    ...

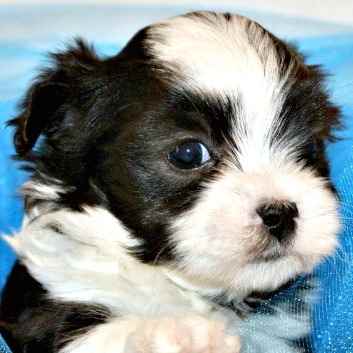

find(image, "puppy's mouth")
[256,246,285,262]
[251,234,293,263]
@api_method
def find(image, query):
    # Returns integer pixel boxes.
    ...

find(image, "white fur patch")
[20,179,69,224]
[6,206,212,316]
[21,180,64,201]
[170,163,340,296]
[148,12,286,96]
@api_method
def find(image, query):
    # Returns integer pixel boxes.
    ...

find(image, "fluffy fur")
[0,11,340,353]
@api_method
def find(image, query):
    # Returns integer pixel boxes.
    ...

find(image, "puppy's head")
[10,12,340,296]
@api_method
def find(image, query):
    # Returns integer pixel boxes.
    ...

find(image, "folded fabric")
[0,335,11,353]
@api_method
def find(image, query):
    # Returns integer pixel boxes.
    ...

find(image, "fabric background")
[0,4,352,352]
[0,335,11,353]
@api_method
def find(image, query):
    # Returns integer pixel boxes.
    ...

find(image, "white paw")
[125,315,241,353]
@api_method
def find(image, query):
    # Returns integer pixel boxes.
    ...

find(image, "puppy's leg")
[62,315,241,353]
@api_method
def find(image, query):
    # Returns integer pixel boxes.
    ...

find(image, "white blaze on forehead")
[147,12,283,94]
[147,12,298,171]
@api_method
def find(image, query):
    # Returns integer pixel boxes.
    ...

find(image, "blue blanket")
[1,5,353,352]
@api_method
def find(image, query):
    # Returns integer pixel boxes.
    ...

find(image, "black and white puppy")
[0,11,341,353]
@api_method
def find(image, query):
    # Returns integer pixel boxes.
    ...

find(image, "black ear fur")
[9,79,68,156]
[7,39,100,156]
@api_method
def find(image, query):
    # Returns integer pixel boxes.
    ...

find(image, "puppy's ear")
[8,39,100,156]
[10,76,67,156]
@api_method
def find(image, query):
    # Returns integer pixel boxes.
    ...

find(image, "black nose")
[257,202,299,242]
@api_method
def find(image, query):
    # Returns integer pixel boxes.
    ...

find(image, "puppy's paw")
[125,315,241,353]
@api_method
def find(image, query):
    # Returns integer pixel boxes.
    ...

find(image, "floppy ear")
[8,39,100,156]
[9,77,68,156]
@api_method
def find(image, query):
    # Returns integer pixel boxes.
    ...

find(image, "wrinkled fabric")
[0,335,11,353]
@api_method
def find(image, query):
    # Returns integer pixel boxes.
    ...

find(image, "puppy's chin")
[166,246,337,299]
[168,164,340,297]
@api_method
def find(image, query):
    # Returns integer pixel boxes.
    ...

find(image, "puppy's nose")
[257,202,299,242]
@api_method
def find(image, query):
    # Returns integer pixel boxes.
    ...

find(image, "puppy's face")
[12,12,340,295]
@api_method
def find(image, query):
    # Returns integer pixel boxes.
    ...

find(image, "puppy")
[0,11,340,353]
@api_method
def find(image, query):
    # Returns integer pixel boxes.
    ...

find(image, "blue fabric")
[0,335,11,353]
[1,6,353,353]
[298,35,353,353]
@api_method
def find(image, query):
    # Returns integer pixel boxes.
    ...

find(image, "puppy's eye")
[168,141,211,170]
